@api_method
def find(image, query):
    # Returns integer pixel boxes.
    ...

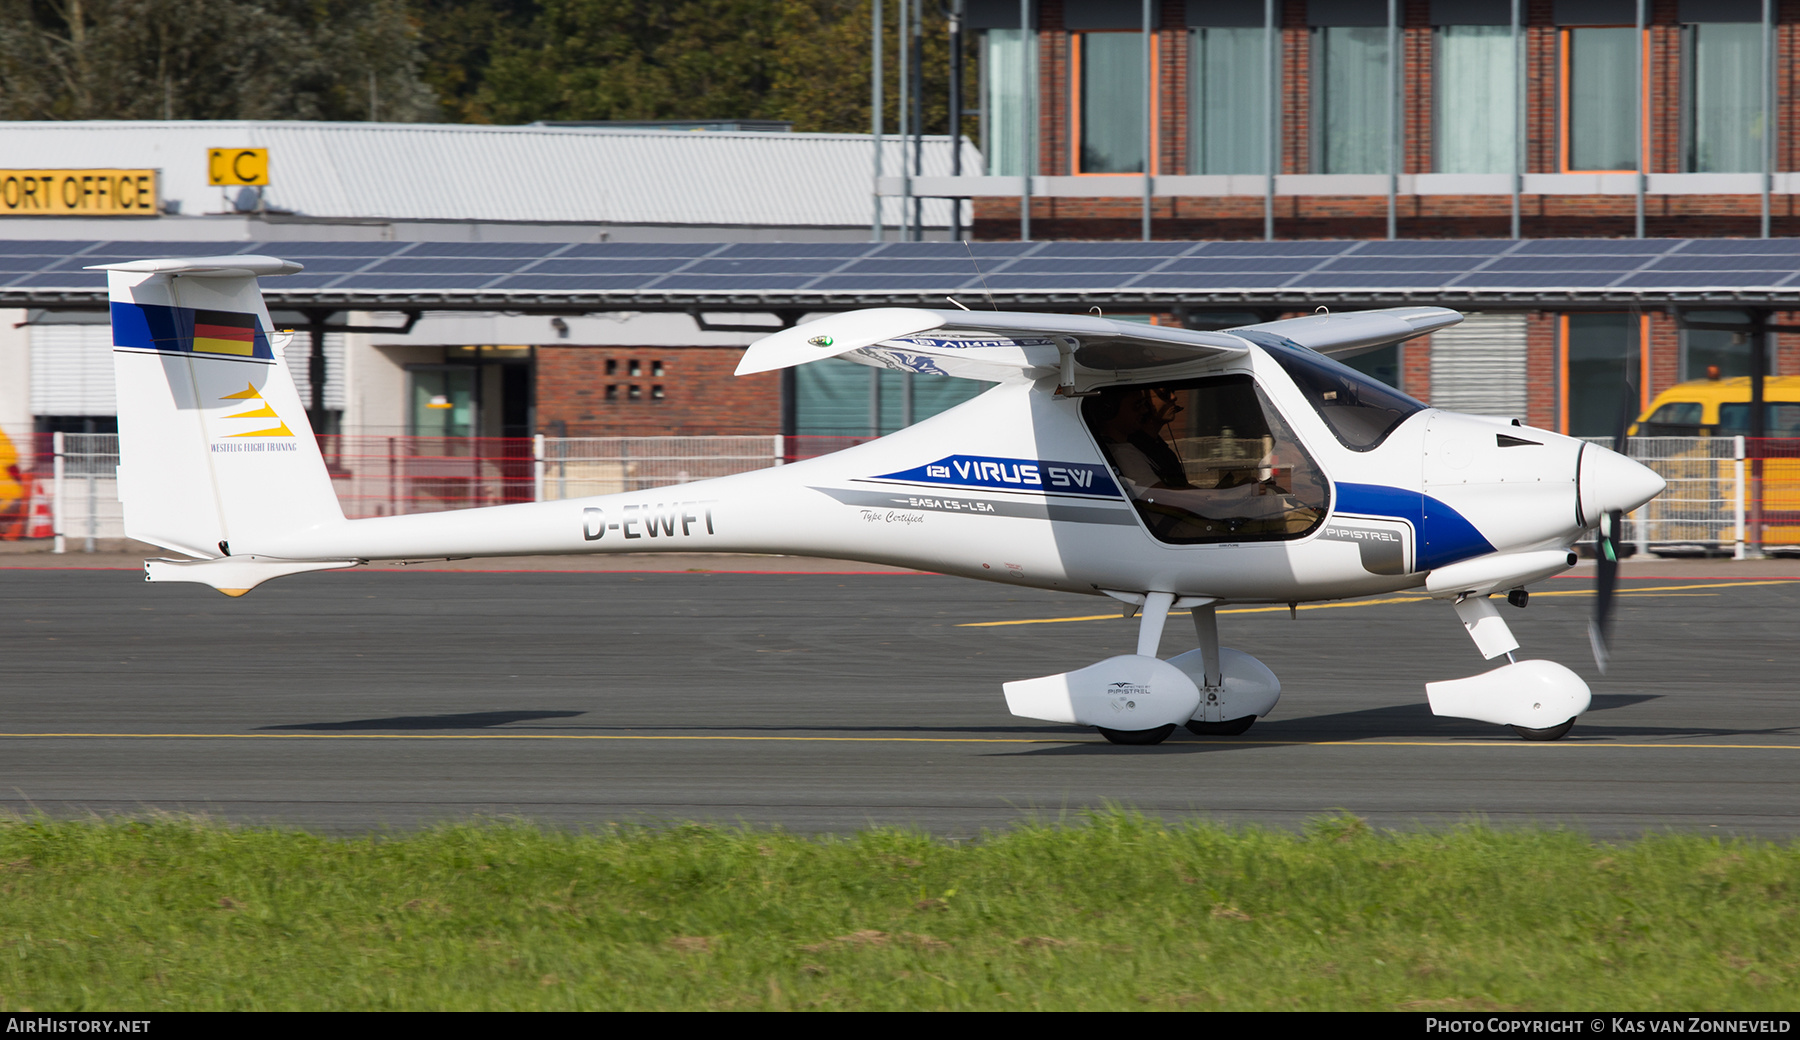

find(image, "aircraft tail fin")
[99,256,346,560]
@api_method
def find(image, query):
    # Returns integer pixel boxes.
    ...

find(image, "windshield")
[1239,331,1426,451]
[1718,402,1800,437]
[1081,374,1330,545]
[1637,402,1703,436]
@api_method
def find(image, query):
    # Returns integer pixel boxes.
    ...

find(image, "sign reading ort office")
[1,170,158,216]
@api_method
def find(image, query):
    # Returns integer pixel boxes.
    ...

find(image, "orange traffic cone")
[22,476,54,540]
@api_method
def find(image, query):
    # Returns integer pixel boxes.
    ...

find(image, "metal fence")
[2,433,803,548]
[10,432,1795,557]
[0,432,124,550]
[1596,436,1800,557]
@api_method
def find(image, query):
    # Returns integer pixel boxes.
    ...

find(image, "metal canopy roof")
[7,238,1800,313]
[0,120,971,229]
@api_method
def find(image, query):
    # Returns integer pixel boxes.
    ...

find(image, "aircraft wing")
[1230,306,1462,359]
[734,308,1250,382]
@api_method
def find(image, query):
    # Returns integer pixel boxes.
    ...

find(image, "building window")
[1682,22,1763,172]
[1563,27,1639,172]
[628,385,642,401]
[1188,27,1272,175]
[1680,310,1753,381]
[605,385,618,401]
[652,360,664,377]
[1311,26,1389,174]
[628,359,641,376]
[605,359,617,375]
[1435,25,1515,173]
[793,359,985,436]
[410,368,474,437]
[1563,314,1646,437]
[651,385,665,400]
[1073,31,1156,174]
[982,28,1035,176]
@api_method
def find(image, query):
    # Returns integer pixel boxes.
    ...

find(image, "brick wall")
[1402,335,1431,401]
[535,346,780,437]
[1649,311,1681,398]
[971,0,1800,239]
[1526,312,1561,430]
[973,193,1800,240]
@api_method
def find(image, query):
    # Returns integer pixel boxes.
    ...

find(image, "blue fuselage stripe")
[110,301,273,360]
[1334,482,1494,571]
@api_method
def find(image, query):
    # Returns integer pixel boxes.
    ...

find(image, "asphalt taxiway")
[2,554,1797,837]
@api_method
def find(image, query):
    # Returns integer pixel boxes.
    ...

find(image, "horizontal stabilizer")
[736,308,1248,381]
[87,255,304,278]
[1234,307,1461,358]
[145,556,361,597]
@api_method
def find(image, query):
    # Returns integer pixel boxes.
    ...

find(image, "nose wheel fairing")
[1426,659,1591,731]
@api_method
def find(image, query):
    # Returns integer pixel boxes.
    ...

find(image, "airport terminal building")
[0,121,979,442]
[4,31,1800,452]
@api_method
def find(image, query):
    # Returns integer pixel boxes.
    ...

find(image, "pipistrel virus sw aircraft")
[104,256,1664,744]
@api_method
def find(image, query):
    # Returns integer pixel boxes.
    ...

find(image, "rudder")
[100,255,344,559]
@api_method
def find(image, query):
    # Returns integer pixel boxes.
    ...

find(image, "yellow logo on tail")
[219,383,293,437]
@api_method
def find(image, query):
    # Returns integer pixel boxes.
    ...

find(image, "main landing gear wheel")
[1186,716,1256,737]
[1509,718,1576,742]
[1097,724,1177,746]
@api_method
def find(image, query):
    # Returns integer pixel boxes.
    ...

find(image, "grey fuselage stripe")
[812,487,1139,526]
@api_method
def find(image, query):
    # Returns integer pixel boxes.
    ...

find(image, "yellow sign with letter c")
[208,148,269,187]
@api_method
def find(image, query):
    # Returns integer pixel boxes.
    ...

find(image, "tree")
[474,0,968,136]
[407,0,538,123]
[0,0,438,121]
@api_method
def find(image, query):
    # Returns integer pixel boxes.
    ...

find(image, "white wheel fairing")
[1425,659,1592,729]
[1164,648,1281,723]
[1003,655,1201,730]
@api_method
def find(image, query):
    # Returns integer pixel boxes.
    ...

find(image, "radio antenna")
[964,241,999,311]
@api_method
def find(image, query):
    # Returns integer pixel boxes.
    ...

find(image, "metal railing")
[2,433,802,547]
[10,432,1794,558]
[1600,436,1800,558]
[2,432,125,552]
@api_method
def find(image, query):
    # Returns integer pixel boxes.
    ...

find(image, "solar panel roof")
[4,238,1799,311]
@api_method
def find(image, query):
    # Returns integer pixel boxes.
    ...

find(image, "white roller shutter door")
[1428,313,1528,418]
[29,324,115,416]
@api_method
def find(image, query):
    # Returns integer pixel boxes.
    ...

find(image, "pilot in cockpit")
[1086,386,1193,490]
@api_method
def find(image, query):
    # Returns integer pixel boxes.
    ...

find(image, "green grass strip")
[0,811,1794,1010]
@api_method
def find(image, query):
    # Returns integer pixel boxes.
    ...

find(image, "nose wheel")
[1509,718,1576,742]
[1097,724,1177,746]
[1186,716,1256,737]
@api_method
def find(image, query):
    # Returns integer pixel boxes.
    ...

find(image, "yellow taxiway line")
[958,579,1796,628]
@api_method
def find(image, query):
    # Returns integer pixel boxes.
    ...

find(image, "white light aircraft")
[102,256,1664,744]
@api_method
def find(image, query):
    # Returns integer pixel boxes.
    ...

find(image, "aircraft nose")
[1579,443,1666,526]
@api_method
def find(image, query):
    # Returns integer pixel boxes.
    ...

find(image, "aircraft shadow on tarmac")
[261,710,588,731]
[993,691,1799,756]
[254,692,1800,748]
[261,712,1084,736]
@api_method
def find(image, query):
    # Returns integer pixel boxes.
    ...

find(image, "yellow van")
[1630,375,1800,438]
[1629,375,1800,555]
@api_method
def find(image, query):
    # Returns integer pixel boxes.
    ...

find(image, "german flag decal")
[192,310,258,356]
[110,301,274,361]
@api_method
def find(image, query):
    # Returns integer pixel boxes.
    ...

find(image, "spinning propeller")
[1587,382,1638,674]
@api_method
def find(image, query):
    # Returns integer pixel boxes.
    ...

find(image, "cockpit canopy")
[1238,331,1426,451]
[1082,374,1330,545]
